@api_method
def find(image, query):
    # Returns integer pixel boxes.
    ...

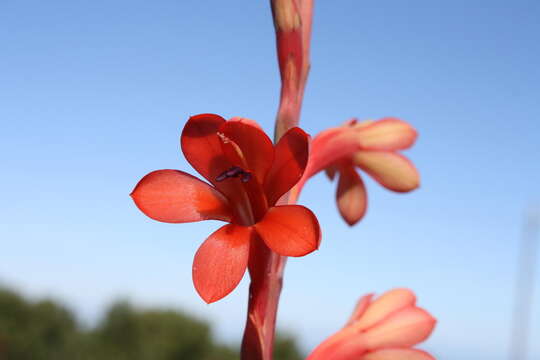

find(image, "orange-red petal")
[356,118,417,151]
[352,288,417,331]
[192,224,252,303]
[254,205,320,257]
[361,349,435,360]
[131,169,232,223]
[362,307,436,349]
[354,151,420,193]
[345,293,374,326]
[306,326,368,360]
[218,120,274,184]
[336,166,367,226]
[264,127,310,205]
[302,126,361,182]
[181,114,232,185]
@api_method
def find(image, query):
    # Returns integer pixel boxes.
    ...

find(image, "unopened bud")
[273,0,301,32]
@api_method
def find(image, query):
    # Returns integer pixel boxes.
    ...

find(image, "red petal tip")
[255,205,320,257]
[131,170,232,223]
[192,224,251,304]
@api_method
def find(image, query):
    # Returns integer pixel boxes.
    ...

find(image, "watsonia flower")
[307,288,436,360]
[296,117,419,225]
[131,114,321,303]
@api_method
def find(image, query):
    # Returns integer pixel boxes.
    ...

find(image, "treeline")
[0,287,303,360]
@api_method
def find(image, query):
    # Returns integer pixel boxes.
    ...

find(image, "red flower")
[297,118,419,225]
[307,289,436,360]
[131,114,321,303]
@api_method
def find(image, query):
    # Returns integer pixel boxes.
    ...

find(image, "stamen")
[241,172,252,183]
[217,132,230,143]
[216,166,252,183]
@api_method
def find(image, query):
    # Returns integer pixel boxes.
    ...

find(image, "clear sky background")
[1,1,539,359]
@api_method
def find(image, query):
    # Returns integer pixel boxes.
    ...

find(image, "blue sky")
[1,1,539,359]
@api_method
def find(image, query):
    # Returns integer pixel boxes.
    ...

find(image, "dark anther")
[216,166,252,183]
[240,172,252,183]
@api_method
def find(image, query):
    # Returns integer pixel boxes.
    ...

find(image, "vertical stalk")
[241,239,288,359]
[240,1,313,359]
[508,209,539,360]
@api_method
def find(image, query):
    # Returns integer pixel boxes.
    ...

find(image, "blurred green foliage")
[0,287,303,360]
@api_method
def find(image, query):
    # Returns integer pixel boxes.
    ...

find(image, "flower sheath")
[131,114,321,303]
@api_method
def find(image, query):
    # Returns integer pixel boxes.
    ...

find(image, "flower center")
[216,166,252,183]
